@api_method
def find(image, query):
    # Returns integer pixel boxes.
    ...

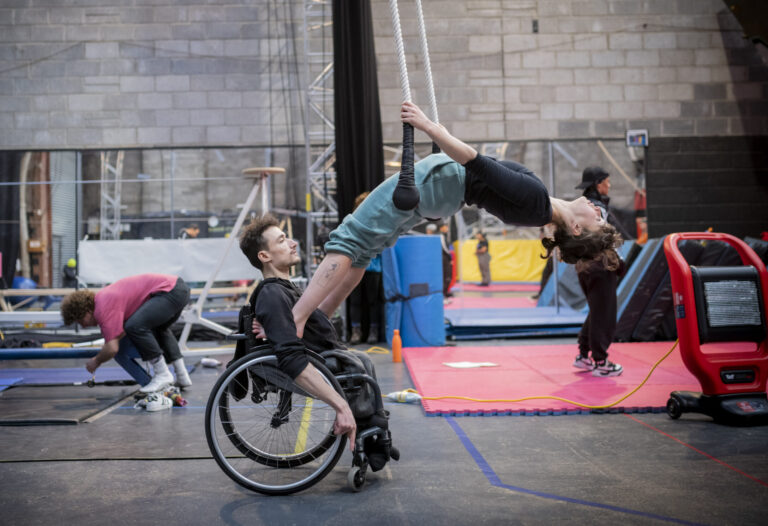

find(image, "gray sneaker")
[573,355,594,370]
[592,360,623,377]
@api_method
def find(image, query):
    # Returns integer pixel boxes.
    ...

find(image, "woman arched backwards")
[290,101,621,337]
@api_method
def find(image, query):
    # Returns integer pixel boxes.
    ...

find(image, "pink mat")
[403,341,700,416]
[452,283,540,293]
[444,296,537,310]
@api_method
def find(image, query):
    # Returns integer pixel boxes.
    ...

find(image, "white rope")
[388,0,411,103]
[414,0,438,124]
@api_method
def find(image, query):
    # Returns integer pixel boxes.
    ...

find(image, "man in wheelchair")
[235,214,360,448]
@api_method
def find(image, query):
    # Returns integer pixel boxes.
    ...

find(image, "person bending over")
[60,274,192,393]
[238,215,357,449]
[290,101,620,337]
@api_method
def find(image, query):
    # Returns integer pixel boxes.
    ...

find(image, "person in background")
[572,167,627,377]
[475,231,491,287]
[576,167,633,240]
[62,258,78,288]
[60,274,192,392]
[438,222,454,298]
[349,193,385,344]
[179,223,200,239]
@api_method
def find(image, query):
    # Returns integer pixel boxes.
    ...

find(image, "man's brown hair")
[239,213,280,270]
[60,290,96,326]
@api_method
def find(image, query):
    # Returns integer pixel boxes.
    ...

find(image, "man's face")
[79,312,97,327]
[260,226,300,271]
[596,176,611,196]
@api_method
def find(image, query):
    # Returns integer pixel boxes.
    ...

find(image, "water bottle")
[392,329,402,363]
[385,389,422,403]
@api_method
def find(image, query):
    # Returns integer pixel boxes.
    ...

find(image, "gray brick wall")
[0,0,302,150]
[372,0,768,141]
[1,0,767,150]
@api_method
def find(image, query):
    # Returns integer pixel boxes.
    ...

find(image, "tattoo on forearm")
[318,262,338,287]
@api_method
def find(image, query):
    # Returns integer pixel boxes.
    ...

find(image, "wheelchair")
[205,341,399,495]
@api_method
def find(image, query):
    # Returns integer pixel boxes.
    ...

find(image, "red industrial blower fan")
[664,232,768,425]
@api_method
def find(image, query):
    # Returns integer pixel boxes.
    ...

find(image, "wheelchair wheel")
[205,351,346,495]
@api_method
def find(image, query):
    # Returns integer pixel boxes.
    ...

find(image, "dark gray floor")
[1,338,767,526]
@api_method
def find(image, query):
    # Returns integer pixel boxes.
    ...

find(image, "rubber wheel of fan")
[666,397,682,420]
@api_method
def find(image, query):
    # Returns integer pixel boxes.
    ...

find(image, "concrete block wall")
[0,0,766,150]
[0,0,304,150]
[373,0,768,142]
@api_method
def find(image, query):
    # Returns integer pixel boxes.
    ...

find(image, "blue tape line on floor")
[445,416,706,526]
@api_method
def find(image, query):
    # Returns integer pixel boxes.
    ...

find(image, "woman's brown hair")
[542,217,623,272]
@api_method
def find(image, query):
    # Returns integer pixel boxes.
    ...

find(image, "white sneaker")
[592,360,623,377]
[139,358,175,393]
[171,358,192,389]
[144,393,173,412]
[573,355,594,371]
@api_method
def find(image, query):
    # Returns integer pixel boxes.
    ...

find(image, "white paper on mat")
[442,362,499,368]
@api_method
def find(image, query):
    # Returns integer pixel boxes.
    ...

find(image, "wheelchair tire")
[205,350,347,495]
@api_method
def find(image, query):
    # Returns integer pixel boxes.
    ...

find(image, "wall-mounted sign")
[626,129,649,147]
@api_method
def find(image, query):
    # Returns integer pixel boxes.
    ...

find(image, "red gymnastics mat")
[403,341,700,416]
[444,296,537,310]
[452,283,540,293]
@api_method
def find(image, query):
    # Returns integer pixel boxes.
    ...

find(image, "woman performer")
[290,101,621,337]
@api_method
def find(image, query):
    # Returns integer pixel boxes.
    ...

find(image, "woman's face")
[570,196,606,234]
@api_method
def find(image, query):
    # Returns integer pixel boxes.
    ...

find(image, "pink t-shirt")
[93,274,178,342]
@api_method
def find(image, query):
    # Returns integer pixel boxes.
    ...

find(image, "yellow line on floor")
[294,397,314,454]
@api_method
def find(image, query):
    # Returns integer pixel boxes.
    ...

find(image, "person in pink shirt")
[60,273,191,393]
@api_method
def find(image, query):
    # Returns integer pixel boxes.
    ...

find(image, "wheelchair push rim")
[205,351,346,495]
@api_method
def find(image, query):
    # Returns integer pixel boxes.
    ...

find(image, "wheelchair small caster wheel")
[666,397,682,420]
[347,466,365,492]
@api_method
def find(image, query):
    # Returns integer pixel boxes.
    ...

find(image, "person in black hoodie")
[576,166,633,241]
[237,214,357,449]
[572,167,629,377]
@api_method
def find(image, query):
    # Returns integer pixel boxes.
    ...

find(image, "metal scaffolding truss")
[302,0,337,272]
[99,150,124,240]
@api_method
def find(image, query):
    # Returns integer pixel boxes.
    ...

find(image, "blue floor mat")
[0,367,135,386]
[0,377,23,391]
[445,307,586,340]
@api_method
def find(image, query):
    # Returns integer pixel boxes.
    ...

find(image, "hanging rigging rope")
[413,0,441,154]
[388,0,441,209]
[388,0,419,211]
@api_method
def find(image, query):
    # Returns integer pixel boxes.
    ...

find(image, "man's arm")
[255,284,357,450]
[85,337,120,374]
[293,363,356,450]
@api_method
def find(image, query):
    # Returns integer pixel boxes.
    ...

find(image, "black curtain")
[332,0,385,220]
[0,152,21,288]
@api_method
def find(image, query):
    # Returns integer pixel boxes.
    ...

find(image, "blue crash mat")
[444,306,586,340]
